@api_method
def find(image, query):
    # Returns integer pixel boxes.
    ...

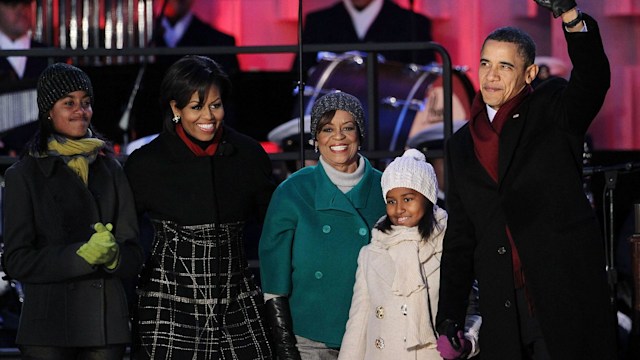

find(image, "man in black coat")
[436,1,617,359]
[295,0,434,76]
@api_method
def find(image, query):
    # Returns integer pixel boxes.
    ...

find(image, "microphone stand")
[296,0,305,168]
[629,203,640,358]
[584,161,640,318]
[118,0,169,152]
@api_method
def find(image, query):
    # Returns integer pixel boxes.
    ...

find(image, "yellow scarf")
[47,137,105,185]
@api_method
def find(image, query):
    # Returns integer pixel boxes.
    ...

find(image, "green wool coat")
[259,157,385,348]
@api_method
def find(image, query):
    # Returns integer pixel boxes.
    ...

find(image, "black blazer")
[296,0,434,74]
[0,40,49,93]
[152,15,239,74]
[437,14,616,359]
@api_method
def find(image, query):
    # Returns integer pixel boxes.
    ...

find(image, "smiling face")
[316,109,360,173]
[479,40,538,110]
[171,85,224,142]
[48,90,92,139]
[385,187,428,228]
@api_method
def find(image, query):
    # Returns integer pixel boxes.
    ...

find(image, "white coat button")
[375,306,384,319]
[375,338,385,349]
[401,304,408,315]
[498,247,507,255]
[505,300,512,308]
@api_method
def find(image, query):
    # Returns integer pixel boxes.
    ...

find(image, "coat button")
[401,304,408,315]
[504,300,511,308]
[91,282,103,289]
[375,337,385,349]
[497,247,507,255]
[314,271,323,279]
[358,227,367,236]
[322,225,331,233]
[375,306,384,319]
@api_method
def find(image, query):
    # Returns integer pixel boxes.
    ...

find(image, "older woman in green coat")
[259,92,386,360]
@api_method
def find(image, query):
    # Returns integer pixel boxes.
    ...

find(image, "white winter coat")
[339,207,448,360]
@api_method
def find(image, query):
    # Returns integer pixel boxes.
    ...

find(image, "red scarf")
[469,85,532,182]
[176,123,223,157]
[469,86,532,295]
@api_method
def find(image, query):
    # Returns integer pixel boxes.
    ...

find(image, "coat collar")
[34,155,60,178]
[160,125,237,162]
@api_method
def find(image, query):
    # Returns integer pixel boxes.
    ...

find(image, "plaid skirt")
[134,220,272,360]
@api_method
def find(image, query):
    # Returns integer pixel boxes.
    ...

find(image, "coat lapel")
[498,102,528,187]
[36,156,101,222]
[368,247,395,288]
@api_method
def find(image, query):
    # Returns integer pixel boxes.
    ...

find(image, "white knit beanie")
[381,148,438,204]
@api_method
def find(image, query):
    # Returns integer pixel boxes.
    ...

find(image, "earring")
[172,115,181,124]
[358,145,361,151]
[314,144,318,153]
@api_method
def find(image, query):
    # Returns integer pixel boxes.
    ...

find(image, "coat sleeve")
[104,159,144,278]
[338,247,370,360]
[2,165,96,283]
[561,13,610,135]
[258,183,298,296]
[436,140,477,327]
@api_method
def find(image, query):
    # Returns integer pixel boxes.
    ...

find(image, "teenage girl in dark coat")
[3,63,143,359]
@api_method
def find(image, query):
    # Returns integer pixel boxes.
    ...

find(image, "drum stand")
[629,204,640,358]
[585,161,640,344]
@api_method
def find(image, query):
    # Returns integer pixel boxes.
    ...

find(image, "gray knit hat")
[381,148,438,204]
[37,63,93,115]
[310,92,365,140]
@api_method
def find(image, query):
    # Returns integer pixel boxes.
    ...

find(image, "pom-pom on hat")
[310,91,365,140]
[381,148,438,204]
[37,63,93,115]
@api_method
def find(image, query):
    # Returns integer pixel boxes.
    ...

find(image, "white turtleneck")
[320,155,365,193]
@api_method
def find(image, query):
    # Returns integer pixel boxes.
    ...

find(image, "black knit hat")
[310,92,365,140]
[37,63,93,115]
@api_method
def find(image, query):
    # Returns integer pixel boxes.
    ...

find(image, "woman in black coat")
[124,55,274,360]
[2,63,144,359]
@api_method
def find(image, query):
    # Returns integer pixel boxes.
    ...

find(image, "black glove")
[533,0,577,18]
[437,319,471,359]
[265,297,302,360]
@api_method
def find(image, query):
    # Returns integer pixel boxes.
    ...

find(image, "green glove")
[76,223,119,265]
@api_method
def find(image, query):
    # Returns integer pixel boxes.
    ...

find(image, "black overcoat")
[437,14,617,359]
[2,154,143,346]
[124,125,274,226]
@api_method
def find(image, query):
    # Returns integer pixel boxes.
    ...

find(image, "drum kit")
[269,52,476,153]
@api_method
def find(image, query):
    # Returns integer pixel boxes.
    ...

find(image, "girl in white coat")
[338,149,481,360]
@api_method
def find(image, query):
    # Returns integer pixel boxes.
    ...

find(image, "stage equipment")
[288,52,474,152]
[630,203,640,357]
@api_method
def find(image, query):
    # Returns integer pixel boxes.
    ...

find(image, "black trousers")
[19,344,126,360]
